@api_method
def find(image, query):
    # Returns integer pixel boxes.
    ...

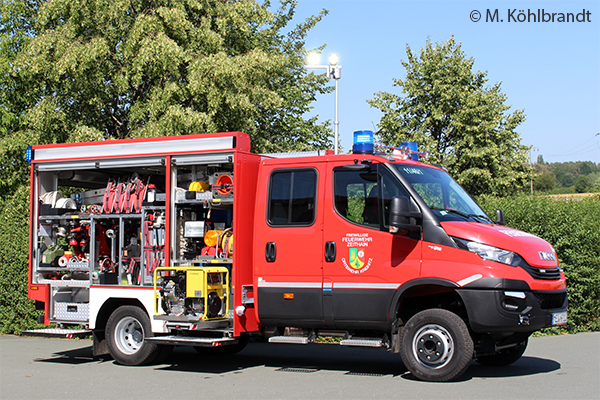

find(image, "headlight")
[453,238,521,266]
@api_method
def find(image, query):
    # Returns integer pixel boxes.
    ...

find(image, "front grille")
[534,292,567,310]
[519,260,562,280]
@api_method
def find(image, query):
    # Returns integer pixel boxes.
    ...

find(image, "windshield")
[391,164,492,223]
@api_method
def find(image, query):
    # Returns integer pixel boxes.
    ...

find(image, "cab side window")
[268,169,317,226]
[334,166,410,229]
[334,168,379,227]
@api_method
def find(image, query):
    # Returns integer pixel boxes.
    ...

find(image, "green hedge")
[1,187,598,334]
[478,194,600,333]
[0,185,44,334]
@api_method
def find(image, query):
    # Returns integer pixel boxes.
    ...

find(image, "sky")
[289,0,600,163]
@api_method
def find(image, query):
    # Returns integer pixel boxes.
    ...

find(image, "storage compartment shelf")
[37,279,90,287]
[38,261,90,271]
[174,257,233,264]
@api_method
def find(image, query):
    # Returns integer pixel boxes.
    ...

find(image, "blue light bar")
[353,130,374,154]
[399,142,419,161]
[26,145,33,165]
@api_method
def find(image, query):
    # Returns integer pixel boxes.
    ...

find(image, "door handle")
[325,241,336,262]
[266,242,277,262]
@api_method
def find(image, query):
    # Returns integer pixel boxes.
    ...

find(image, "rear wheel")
[400,309,474,382]
[106,305,159,365]
[475,339,528,366]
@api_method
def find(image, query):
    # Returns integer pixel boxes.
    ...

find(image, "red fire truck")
[25,131,567,381]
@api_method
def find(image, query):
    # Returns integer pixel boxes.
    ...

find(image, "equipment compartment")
[33,158,168,287]
[171,159,234,266]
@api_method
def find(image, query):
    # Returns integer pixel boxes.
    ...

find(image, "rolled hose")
[215,174,233,195]
[189,181,210,192]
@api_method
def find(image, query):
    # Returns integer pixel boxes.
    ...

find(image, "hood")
[440,221,558,268]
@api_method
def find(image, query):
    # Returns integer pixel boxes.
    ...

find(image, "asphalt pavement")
[1,332,598,399]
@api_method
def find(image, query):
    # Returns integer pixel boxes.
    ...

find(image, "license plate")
[552,311,568,325]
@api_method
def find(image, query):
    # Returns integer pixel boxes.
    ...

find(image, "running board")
[340,337,387,348]
[145,335,238,347]
[268,336,314,344]
[267,335,386,347]
[21,328,92,339]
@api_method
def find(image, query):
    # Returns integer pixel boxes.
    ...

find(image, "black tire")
[400,309,474,382]
[475,339,528,366]
[194,335,249,356]
[106,305,159,366]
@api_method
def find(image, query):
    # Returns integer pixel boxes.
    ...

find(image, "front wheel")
[400,309,474,382]
[106,305,159,366]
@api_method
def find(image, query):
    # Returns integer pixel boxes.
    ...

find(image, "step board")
[268,336,312,344]
[21,328,91,339]
[339,337,385,348]
[145,335,238,347]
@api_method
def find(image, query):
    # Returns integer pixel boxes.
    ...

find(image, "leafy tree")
[0,0,40,200]
[1,0,332,195]
[536,154,545,165]
[368,37,531,196]
[575,175,591,193]
[533,171,556,192]
[555,170,575,188]
[549,161,599,190]
[579,162,593,175]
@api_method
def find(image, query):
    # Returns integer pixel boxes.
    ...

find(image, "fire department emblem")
[349,248,366,270]
[341,233,374,274]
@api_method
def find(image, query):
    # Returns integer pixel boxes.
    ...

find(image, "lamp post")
[530,146,539,195]
[306,53,342,155]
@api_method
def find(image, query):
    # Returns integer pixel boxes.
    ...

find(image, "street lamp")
[306,53,342,155]
[529,146,539,195]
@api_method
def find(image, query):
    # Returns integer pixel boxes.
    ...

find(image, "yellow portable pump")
[154,266,229,322]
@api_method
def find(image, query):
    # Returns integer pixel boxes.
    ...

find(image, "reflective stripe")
[257,281,401,290]
[257,282,322,289]
[333,283,401,290]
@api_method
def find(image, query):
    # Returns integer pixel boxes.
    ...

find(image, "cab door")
[322,162,421,329]
[253,162,325,328]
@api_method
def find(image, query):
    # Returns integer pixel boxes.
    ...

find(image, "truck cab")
[26,130,567,382]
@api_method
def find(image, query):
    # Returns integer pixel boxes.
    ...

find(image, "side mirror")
[496,209,505,225]
[389,196,422,233]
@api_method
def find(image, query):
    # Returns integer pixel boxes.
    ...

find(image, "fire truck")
[25,131,568,382]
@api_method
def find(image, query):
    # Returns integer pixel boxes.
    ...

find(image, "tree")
[579,162,593,175]
[536,154,545,165]
[0,0,41,200]
[575,175,591,193]
[2,0,331,181]
[533,171,556,193]
[368,37,531,196]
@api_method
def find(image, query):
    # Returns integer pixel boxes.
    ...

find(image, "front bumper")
[457,287,568,333]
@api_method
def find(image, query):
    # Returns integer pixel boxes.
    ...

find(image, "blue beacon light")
[26,145,33,165]
[352,130,374,154]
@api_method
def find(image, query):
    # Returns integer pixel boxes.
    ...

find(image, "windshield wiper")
[430,207,493,223]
